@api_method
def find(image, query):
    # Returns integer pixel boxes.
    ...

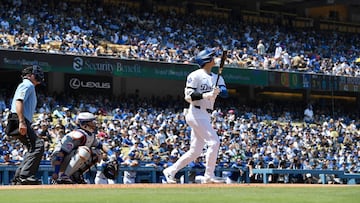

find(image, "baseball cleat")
[71,172,87,184]
[56,174,74,184]
[163,168,176,184]
[202,176,225,184]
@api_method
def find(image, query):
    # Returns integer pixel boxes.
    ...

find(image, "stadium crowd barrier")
[1,165,359,185]
[251,168,360,184]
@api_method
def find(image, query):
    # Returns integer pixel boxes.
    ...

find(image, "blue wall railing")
[0,165,359,185]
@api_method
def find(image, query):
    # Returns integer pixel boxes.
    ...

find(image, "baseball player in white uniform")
[163,48,228,184]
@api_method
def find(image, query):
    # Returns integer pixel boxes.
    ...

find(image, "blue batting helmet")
[195,48,215,67]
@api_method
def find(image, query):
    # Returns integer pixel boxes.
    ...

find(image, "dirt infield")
[0,183,356,190]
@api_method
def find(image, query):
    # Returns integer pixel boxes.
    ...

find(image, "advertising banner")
[338,75,360,92]
[0,49,359,92]
[65,74,112,94]
[310,74,335,91]
[218,68,268,86]
[0,49,268,85]
[0,49,195,79]
[268,71,305,89]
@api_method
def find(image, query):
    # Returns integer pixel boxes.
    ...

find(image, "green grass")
[0,186,359,203]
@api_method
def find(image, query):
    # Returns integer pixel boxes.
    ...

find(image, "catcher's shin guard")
[64,146,91,177]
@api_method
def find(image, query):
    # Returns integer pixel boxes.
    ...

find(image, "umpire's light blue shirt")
[11,79,37,122]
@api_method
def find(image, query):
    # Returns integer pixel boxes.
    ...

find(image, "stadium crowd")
[0,91,359,184]
[0,0,360,76]
[0,0,359,184]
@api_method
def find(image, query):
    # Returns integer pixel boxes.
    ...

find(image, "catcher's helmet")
[22,65,45,83]
[195,48,215,67]
[77,112,96,125]
[77,112,97,132]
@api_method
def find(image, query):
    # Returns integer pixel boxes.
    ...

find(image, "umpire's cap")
[22,65,45,84]
[195,48,215,67]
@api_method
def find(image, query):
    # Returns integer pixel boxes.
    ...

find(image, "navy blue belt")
[194,105,212,113]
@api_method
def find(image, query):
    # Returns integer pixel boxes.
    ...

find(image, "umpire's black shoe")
[18,176,41,185]
[11,177,21,185]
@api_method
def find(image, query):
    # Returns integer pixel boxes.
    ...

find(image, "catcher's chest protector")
[75,129,97,147]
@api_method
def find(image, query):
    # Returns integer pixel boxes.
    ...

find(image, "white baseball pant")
[166,107,220,179]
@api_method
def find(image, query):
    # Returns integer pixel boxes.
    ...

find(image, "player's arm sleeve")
[218,76,228,98]
[218,85,228,98]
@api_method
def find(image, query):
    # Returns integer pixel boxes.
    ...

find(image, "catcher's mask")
[77,112,97,133]
[22,65,45,84]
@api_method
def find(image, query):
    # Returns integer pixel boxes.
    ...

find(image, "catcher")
[51,112,113,184]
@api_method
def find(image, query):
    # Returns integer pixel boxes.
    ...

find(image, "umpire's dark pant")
[14,119,44,179]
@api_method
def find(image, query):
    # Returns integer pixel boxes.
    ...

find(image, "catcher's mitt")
[102,160,119,180]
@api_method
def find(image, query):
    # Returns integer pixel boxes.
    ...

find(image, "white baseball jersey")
[185,68,225,110]
[165,68,225,181]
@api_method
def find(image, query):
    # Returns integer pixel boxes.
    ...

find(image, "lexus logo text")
[69,78,111,89]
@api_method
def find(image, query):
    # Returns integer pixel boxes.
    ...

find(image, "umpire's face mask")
[31,65,45,85]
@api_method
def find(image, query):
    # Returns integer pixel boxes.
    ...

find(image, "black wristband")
[190,91,203,101]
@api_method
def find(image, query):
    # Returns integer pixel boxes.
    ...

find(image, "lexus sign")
[66,74,112,93]
[69,78,111,89]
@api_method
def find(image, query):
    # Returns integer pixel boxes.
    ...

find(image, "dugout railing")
[0,165,359,185]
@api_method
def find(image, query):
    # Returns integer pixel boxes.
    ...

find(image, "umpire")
[7,65,45,185]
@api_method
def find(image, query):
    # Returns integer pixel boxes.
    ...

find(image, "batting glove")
[213,87,220,95]
[203,87,220,100]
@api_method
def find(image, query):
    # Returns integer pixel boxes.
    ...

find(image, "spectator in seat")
[304,104,314,124]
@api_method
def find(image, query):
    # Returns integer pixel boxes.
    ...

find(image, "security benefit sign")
[65,74,112,93]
